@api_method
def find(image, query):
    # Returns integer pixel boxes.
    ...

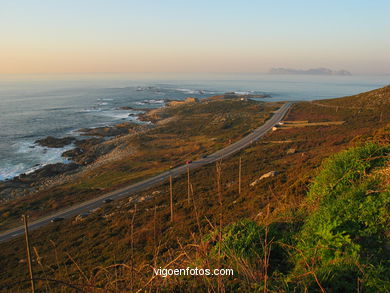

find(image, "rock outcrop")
[250,171,279,186]
[287,148,296,154]
[79,122,142,137]
[0,163,80,201]
[167,97,199,107]
[35,136,76,148]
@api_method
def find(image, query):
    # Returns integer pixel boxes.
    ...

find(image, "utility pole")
[169,175,173,222]
[216,160,223,293]
[238,156,242,195]
[130,204,136,293]
[23,215,35,293]
[187,164,191,204]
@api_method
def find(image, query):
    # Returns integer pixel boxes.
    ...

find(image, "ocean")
[0,73,388,180]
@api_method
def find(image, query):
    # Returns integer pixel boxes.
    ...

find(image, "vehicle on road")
[78,213,90,218]
[50,217,64,223]
[0,104,291,243]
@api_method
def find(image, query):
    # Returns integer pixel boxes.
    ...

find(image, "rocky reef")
[35,136,76,148]
[78,122,146,137]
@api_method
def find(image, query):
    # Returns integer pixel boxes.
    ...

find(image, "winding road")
[0,103,291,243]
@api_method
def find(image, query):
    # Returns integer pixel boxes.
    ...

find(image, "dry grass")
[1,87,389,291]
[280,121,345,128]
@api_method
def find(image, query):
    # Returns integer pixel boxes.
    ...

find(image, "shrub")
[308,143,390,204]
[206,219,296,275]
[292,143,390,292]
[207,219,264,260]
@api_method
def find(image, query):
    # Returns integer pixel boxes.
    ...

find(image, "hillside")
[0,98,281,230]
[0,86,389,292]
[313,85,390,109]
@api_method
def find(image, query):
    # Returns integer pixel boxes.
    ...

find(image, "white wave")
[0,142,73,180]
[16,141,73,161]
[175,88,198,94]
[134,99,165,105]
[102,112,131,120]
[0,163,27,181]
[149,99,165,104]
[233,91,255,95]
[98,109,143,120]
[80,108,102,112]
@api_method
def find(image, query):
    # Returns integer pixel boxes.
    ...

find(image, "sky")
[1,0,389,75]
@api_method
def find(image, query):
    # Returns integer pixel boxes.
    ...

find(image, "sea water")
[0,73,388,180]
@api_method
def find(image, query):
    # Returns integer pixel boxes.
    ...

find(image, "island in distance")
[269,67,352,76]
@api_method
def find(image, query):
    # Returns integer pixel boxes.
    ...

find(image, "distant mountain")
[269,67,352,76]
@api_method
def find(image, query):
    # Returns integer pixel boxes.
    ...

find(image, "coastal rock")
[69,142,116,165]
[29,163,79,179]
[88,144,116,161]
[60,138,104,164]
[119,106,135,110]
[167,97,199,107]
[0,163,79,200]
[250,171,279,186]
[79,122,140,137]
[35,136,76,148]
[75,137,105,148]
[62,148,84,160]
[287,148,297,154]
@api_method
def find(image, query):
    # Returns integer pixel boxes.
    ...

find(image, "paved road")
[0,103,291,243]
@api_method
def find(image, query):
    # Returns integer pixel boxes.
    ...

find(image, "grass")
[0,99,280,230]
[290,143,390,292]
[280,121,345,128]
[0,86,389,291]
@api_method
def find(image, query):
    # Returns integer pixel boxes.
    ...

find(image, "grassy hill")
[0,99,281,230]
[313,85,390,109]
[0,86,389,292]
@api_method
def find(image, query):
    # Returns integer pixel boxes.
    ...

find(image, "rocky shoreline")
[0,93,271,201]
[0,111,153,201]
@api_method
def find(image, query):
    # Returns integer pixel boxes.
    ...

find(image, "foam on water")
[0,141,73,180]
[149,99,165,104]
[99,110,137,120]
[135,99,165,106]
[80,108,102,112]
[0,163,27,181]
[175,88,199,94]
[234,91,255,95]
[0,74,388,181]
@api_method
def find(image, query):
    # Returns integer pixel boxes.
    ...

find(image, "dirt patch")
[280,121,345,128]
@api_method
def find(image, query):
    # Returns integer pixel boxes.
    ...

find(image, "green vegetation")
[0,99,279,230]
[319,85,390,109]
[0,86,389,292]
[210,219,266,259]
[294,143,390,291]
[205,143,389,292]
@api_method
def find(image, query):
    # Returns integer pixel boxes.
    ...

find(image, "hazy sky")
[1,0,389,74]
